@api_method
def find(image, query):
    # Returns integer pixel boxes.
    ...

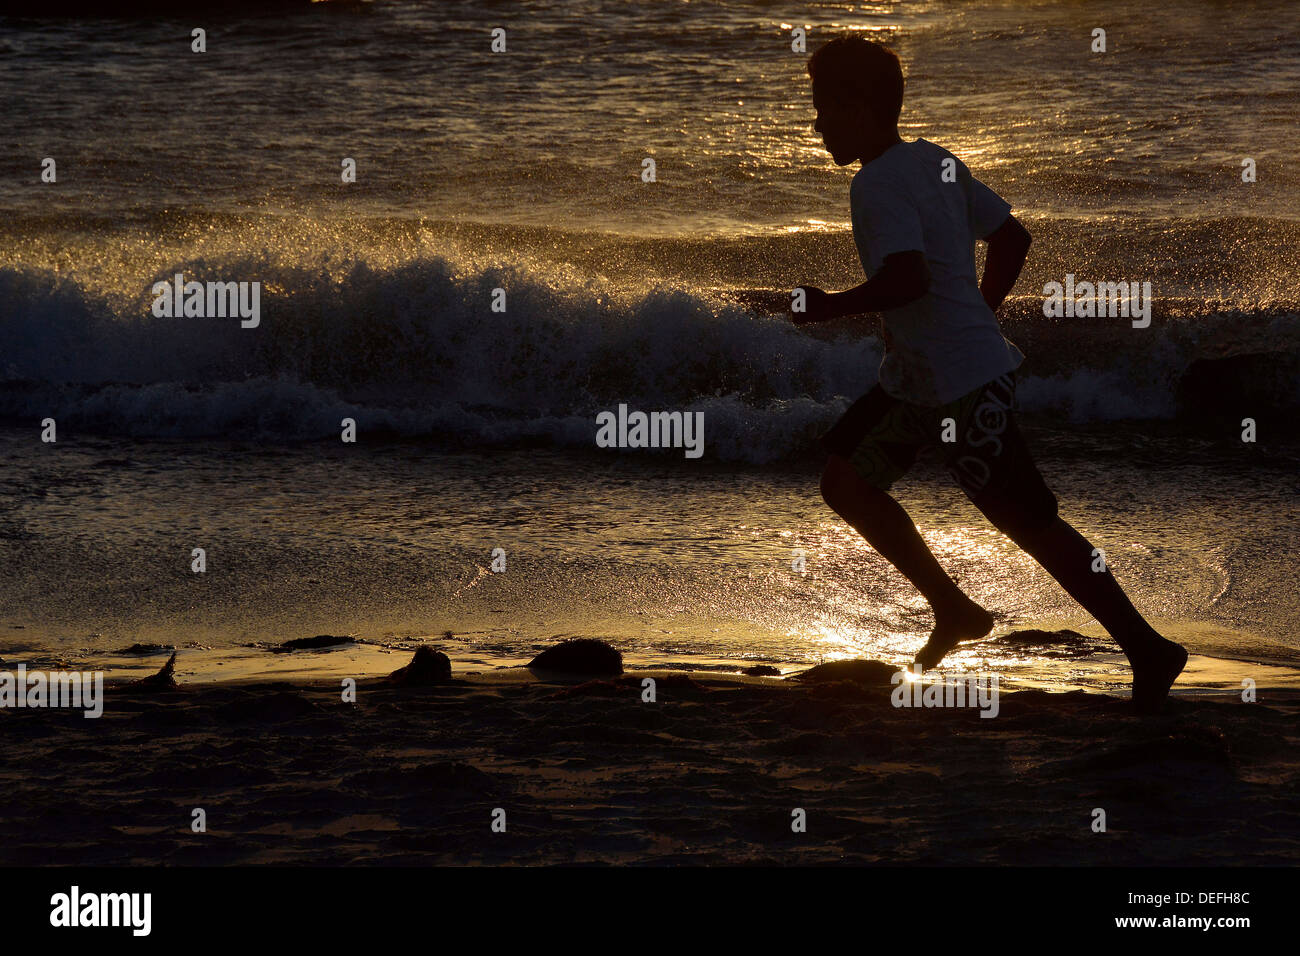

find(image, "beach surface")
[2,0,1298,870]
[3,652,1299,867]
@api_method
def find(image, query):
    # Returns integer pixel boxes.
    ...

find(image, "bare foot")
[914,600,995,670]
[1130,637,1187,714]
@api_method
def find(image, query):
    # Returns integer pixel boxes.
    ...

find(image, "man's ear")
[854,101,886,138]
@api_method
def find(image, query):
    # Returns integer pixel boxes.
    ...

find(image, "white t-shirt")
[850,137,1024,406]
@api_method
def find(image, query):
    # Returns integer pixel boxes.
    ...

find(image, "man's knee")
[977,485,1059,542]
[821,454,879,509]
[820,455,854,509]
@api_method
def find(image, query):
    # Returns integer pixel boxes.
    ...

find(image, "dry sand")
[2,657,1298,866]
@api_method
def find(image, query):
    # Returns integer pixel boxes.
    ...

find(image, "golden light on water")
[782,517,1055,669]
[782,218,845,234]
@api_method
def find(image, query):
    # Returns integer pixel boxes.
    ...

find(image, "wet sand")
[2,658,1298,866]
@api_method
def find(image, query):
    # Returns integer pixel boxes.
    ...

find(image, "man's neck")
[859,130,905,166]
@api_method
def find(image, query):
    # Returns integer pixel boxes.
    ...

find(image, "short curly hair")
[807,36,904,127]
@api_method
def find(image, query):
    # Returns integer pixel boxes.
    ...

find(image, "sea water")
[1,0,1297,686]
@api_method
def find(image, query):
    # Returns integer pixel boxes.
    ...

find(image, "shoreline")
[3,656,1298,866]
[6,638,1300,694]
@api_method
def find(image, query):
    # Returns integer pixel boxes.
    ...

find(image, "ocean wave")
[1,258,1297,461]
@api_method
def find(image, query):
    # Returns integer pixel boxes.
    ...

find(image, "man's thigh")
[820,384,923,492]
[939,373,1058,536]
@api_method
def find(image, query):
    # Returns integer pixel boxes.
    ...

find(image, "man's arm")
[980,214,1031,315]
[794,250,930,324]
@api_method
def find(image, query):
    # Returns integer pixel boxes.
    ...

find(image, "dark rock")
[742,664,781,677]
[127,653,180,692]
[527,638,623,675]
[791,659,901,685]
[1001,628,1088,644]
[272,634,356,653]
[1177,352,1300,424]
[114,643,176,655]
[999,628,1105,658]
[386,647,452,686]
[653,673,708,694]
[649,661,740,674]
[611,673,708,695]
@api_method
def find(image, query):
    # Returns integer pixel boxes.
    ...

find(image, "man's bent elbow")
[893,255,931,305]
[990,215,1032,250]
[902,264,931,304]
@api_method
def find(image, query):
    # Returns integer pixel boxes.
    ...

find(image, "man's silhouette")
[795,36,1186,711]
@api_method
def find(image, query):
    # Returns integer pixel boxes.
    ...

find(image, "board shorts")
[820,372,1058,536]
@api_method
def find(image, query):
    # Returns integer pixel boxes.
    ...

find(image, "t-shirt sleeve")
[850,172,925,278]
[969,176,1012,240]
